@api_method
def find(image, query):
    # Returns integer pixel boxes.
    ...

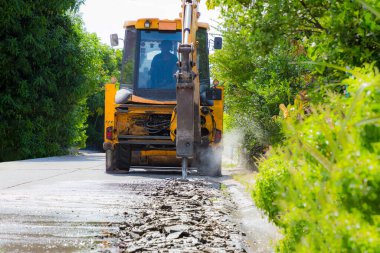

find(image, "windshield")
[120,28,210,101]
[137,31,181,90]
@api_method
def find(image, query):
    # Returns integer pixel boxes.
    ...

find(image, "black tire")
[105,149,117,173]
[105,144,131,173]
[198,147,222,177]
[118,144,132,170]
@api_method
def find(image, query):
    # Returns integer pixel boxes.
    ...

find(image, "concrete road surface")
[0,152,278,253]
[0,152,176,252]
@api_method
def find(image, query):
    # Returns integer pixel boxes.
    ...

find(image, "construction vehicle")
[103,0,223,178]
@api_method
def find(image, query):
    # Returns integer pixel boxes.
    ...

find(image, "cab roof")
[124,18,210,30]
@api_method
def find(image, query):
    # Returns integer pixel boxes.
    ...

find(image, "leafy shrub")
[252,153,290,223]
[212,45,309,159]
[253,64,380,252]
[208,0,380,251]
[0,1,108,161]
[208,0,380,163]
[85,46,122,151]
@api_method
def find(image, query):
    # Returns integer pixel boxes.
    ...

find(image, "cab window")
[137,31,181,90]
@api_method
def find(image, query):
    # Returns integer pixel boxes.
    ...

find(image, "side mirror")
[206,87,222,100]
[110,34,119,47]
[212,79,220,86]
[214,37,223,50]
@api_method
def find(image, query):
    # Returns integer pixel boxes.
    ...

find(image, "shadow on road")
[105,167,200,178]
[23,153,105,163]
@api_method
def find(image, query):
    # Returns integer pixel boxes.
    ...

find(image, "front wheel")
[197,147,222,177]
[105,144,131,173]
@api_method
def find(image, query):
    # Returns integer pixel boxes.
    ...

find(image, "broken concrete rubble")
[112,179,247,252]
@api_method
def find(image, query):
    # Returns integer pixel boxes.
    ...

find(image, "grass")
[232,172,257,193]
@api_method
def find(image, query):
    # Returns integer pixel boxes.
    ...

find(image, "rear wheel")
[197,147,222,177]
[105,144,131,173]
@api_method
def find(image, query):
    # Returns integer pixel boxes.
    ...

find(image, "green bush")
[208,0,380,162]
[85,46,122,151]
[207,0,380,251]
[212,45,308,159]
[0,1,106,161]
[252,153,290,223]
[253,64,380,252]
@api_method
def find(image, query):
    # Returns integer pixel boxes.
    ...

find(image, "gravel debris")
[111,179,247,252]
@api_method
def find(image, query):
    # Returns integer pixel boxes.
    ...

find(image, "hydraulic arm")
[176,0,200,179]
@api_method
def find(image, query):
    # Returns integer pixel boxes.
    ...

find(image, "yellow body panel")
[169,106,218,144]
[104,84,116,143]
[141,150,176,156]
[211,86,224,147]
[130,95,176,105]
[121,105,174,114]
[131,150,181,167]
[115,106,174,137]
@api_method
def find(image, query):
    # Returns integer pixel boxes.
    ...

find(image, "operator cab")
[114,19,211,102]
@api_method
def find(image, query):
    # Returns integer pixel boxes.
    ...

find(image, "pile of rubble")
[115,179,247,252]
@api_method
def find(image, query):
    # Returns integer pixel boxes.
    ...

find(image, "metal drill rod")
[183,2,192,45]
[182,157,188,179]
[178,0,196,181]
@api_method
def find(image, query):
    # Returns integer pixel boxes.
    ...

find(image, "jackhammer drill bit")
[181,157,188,179]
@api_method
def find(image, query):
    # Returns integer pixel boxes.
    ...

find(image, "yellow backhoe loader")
[103,0,223,178]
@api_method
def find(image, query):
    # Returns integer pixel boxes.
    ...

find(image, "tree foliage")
[208,0,380,251]
[85,47,122,150]
[208,0,380,158]
[0,0,108,161]
[254,65,380,252]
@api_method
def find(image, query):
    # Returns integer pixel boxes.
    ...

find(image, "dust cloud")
[222,129,245,168]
